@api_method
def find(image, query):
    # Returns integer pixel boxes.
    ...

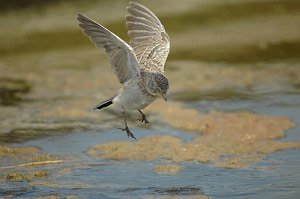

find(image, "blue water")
[1,92,300,199]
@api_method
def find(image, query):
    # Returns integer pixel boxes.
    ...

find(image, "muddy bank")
[0,145,61,168]
[89,132,300,168]
[154,164,182,175]
[88,102,299,168]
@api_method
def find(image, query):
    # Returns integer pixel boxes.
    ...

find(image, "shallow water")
[1,0,300,198]
[1,92,299,199]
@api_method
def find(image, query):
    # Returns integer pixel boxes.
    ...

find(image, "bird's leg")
[138,110,149,124]
[118,112,136,139]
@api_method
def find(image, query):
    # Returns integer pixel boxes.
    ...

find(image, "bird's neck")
[140,71,160,96]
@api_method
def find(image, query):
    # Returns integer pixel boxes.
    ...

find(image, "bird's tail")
[93,96,115,110]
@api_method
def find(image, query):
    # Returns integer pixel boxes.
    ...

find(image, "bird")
[77,1,170,139]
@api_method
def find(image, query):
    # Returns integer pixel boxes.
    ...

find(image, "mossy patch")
[6,172,30,182]
[0,145,58,169]
[0,145,40,156]
[154,164,182,175]
[88,103,300,169]
[5,170,48,182]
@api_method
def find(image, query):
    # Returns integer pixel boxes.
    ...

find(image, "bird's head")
[154,73,169,101]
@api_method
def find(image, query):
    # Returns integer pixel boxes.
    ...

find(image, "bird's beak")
[161,93,167,101]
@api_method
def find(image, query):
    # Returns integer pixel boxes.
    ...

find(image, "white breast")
[113,79,157,112]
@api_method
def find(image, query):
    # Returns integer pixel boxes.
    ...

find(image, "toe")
[130,132,137,139]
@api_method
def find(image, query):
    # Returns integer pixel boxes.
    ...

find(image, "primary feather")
[126,1,170,73]
[77,13,140,84]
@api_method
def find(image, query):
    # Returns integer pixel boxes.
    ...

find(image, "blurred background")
[1,0,300,198]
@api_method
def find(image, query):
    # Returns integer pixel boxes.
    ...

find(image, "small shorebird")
[77,1,170,139]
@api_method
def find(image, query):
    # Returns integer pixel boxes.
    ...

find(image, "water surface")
[1,0,300,198]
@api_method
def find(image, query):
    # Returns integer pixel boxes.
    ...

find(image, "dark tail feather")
[93,96,114,110]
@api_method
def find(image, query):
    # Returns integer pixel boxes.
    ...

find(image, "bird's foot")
[138,110,149,124]
[118,127,136,139]
[138,115,149,124]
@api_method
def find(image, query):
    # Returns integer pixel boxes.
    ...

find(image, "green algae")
[6,172,30,182]
[88,104,300,168]
[162,0,300,31]
[169,40,300,63]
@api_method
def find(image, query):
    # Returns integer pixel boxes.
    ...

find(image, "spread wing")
[77,13,140,84]
[126,1,170,72]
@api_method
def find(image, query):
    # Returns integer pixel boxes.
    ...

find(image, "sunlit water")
[2,92,299,199]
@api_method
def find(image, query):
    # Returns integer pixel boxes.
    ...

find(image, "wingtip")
[127,1,141,10]
[126,1,134,11]
[128,1,135,5]
[128,1,140,6]
[77,12,92,22]
[77,12,84,21]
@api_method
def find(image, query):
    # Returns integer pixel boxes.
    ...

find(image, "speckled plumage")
[77,1,170,139]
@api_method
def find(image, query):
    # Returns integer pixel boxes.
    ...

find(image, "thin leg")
[138,110,149,124]
[118,112,136,139]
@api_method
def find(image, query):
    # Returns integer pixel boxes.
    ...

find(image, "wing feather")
[77,13,140,84]
[126,2,170,72]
